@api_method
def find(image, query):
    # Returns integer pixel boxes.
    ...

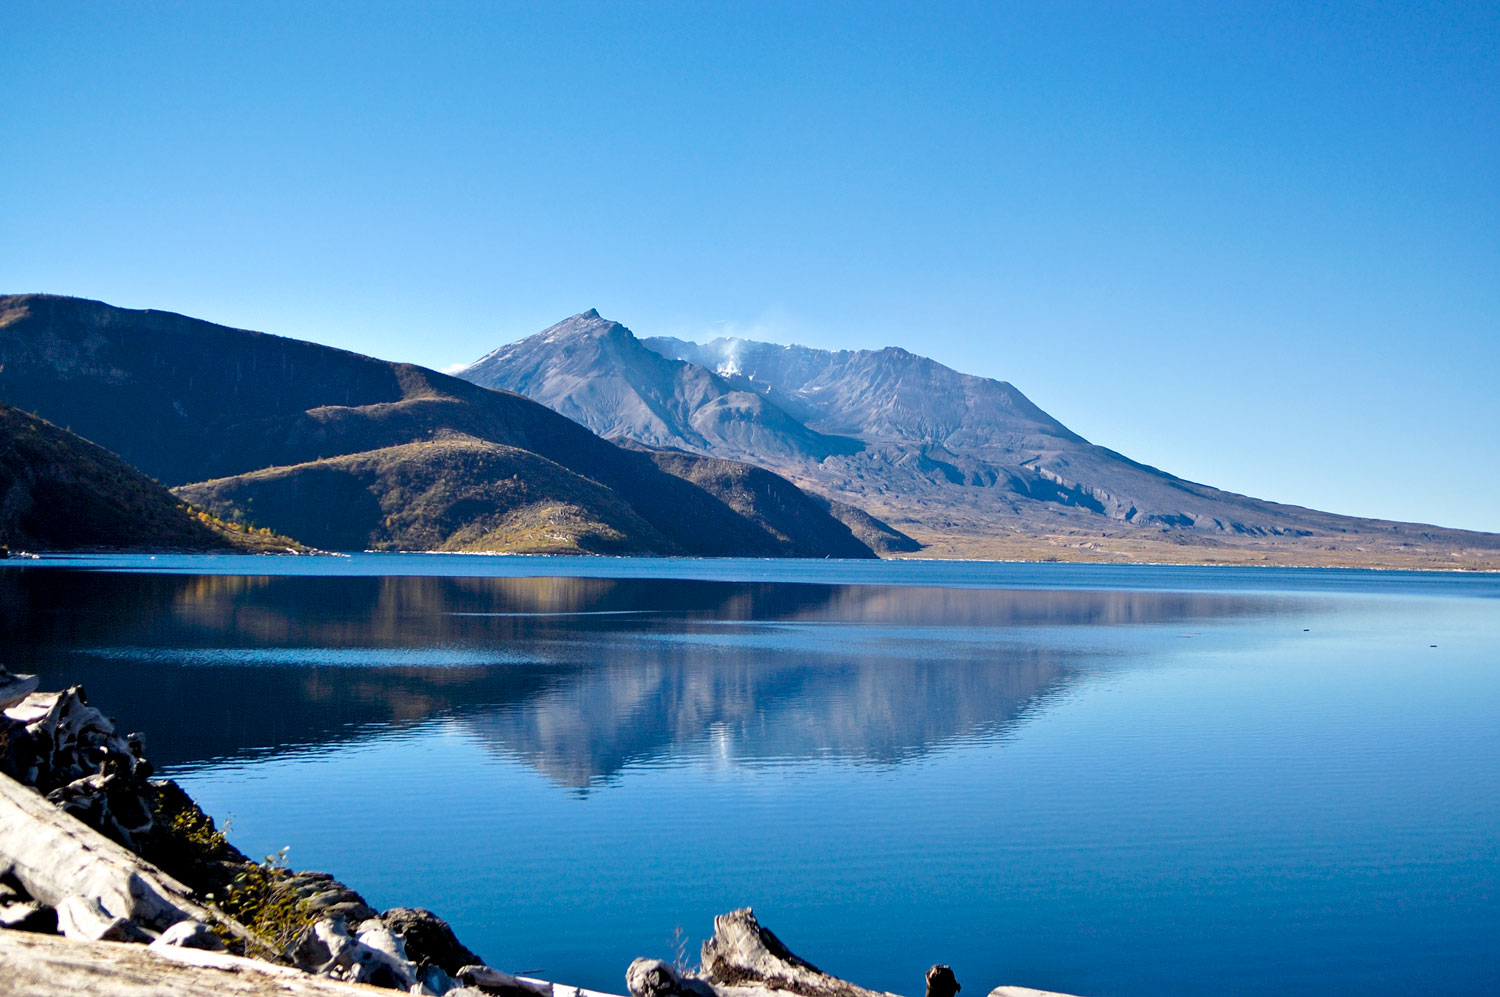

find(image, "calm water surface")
[2,555,1496,997]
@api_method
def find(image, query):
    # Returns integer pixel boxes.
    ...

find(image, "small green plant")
[205,847,315,957]
[162,792,229,858]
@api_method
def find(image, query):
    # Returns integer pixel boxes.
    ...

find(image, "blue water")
[3,556,1496,996]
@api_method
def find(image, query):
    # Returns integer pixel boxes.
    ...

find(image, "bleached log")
[0,667,39,710]
[55,893,154,942]
[459,963,555,997]
[0,770,259,951]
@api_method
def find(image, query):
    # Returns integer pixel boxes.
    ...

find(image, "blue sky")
[4,2,1497,531]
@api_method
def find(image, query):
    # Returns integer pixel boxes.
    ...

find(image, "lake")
[2,555,1496,996]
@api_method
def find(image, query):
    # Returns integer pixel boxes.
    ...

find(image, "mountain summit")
[460,313,1500,568]
[461,312,861,462]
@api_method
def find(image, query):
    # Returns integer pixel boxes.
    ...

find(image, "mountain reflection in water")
[0,570,1299,786]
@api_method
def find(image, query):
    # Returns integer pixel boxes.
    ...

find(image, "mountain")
[463,310,862,461]
[460,313,1500,569]
[0,295,876,558]
[647,335,1080,447]
[0,402,295,553]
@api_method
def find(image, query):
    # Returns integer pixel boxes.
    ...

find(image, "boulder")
[926,965,960,997]
[380,906,485,976]
[626,958,717,997]
[151,918,226,951]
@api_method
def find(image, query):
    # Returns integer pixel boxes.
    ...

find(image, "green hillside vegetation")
[0,403,298,553]
[176,436,671,554]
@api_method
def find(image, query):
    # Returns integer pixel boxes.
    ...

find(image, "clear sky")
[4,2,1497,531]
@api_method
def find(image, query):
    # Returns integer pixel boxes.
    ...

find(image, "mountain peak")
[580,308,601,320]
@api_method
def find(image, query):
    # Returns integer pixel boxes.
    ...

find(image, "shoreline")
[5,548,1500,575]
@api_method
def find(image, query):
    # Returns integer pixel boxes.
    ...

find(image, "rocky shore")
[0,666,1078,997]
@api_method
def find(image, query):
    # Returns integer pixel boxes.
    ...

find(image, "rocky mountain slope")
[0,402,294,553]
[463,311,862,461]
[460,312,1500,568]
[0,295,875,557]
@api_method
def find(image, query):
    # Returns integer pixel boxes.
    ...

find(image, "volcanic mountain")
[0,295,876,557]
[460,313,1500,568]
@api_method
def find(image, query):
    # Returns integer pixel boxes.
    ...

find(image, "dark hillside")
[646,450,875,559]
[176,436,672,554]
[0,403,292,552]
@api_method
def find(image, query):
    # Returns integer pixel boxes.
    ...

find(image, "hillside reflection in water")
[1,571,1287,784]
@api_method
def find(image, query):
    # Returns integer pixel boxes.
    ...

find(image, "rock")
[380,906,485,976]
[323,899,378,923]
[355,915,419,987]
[299,886,377,923]
[698,908,898,997]
[291,914,420,991]
[54,894,153,943]
[293,914,361,970]
[626,958,717,997]
[926,965,960,997]
[325,937,418,990]
[418,964,458,995]
[150,918,225,951]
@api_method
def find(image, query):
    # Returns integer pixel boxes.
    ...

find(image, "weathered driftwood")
[458,964,555,997]
[2,685,160,849]
[698,908,900,997]
[0,770,215,935]
[986,989,1083,997]
[0,667,39,711]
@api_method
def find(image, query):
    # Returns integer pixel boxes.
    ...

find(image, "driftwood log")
[698,908,899,997]
[0,666,39,711]
[0,770,224,939]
